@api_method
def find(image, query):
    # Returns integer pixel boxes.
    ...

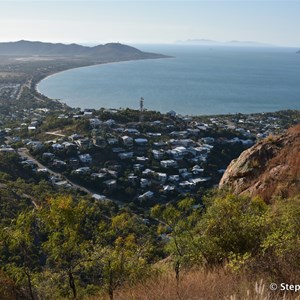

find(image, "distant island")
[175,38,275,47]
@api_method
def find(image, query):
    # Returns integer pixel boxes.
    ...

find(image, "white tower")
[139,97,144,123]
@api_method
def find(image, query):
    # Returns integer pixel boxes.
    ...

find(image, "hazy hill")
[175,39,274,47]
[219,124,300,200]
[0,40,167,60]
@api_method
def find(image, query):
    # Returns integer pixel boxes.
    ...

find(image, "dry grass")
[93,268,300,300]
[250,124,300,201]
[287,124,300,135]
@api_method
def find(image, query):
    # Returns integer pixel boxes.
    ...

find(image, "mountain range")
[0,40,167,60]
[175,39,275,47]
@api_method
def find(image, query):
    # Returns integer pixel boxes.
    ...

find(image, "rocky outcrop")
[219,124,300,201]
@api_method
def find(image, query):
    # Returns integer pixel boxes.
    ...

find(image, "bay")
[38,45,300,115]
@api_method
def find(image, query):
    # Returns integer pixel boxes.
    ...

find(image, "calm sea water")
[38,45,300,115]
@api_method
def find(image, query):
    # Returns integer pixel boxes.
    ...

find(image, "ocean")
[38,44,300,116]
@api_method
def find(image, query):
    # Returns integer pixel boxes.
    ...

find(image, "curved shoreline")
[32,49,300,116]
[30,63,102,103]
[33,56,171,107]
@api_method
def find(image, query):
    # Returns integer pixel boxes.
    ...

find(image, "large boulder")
[219,124,300,201]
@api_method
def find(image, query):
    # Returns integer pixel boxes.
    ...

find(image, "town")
[1,94,299,207]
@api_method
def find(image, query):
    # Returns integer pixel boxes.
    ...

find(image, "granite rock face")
[219,124,300,201]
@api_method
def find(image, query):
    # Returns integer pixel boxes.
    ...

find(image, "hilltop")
[0,40,168,60]
[219,124,300,200]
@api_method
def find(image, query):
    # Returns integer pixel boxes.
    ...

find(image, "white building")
[160,159,177,168]
[79,154,92,163]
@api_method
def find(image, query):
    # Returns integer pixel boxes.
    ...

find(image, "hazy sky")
[0,0,300,47]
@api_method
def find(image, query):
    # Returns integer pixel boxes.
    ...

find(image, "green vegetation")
[1,180,300,299]
[0,194,159,299]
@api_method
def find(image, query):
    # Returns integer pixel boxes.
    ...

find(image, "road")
[16,80,45,102]
[45,131,66,137]
[17,148,101,197]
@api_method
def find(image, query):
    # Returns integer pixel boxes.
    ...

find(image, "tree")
[151,198,203,282]
[1,209,41,300]
[39,196,96,299]
[260,196,300,282]
[0,269,19,300]
[101,212,156,300]
[197,193,269,266]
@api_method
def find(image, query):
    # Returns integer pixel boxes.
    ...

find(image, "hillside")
[1,121,300,299]
[0,40,168,60]
[219,124,300,200]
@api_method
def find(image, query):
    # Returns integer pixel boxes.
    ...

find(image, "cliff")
[219,124,300,201]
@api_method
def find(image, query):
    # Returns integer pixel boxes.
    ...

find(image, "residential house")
[152,149,164,160]
[27,141,43,150]
[168,175,180,183]
[134,138,148,145]
[91,172,108,180]
[107,138,118,145]
[125,128,140,135]
[104,119,115,126]
[52,143,64,151]
[62,142,77,150]
[142,169,155,177]
[140,178,151,188]
[133,163,144,171]
[167,110,176,117]
[138,191,154,201]
[0,147,15,153]
[128,174,138,185]
[83,111,93,118]
[121,135,133,146]
[160,159,177,168]
[156,172,167,184]
[201,137,215,144]
[136,156,149,163]
[79,154,92,164]
[52,159,67,168]
[192,165,204,175]
[75,138,92,150]
[163,185,175,193]
[118,152,133,160]
[104,179,117,190]
[69,134,82,142]
[74,167,91,174]
[69,158,79,167]
[93,136,107,148]
[90,118,102,128]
